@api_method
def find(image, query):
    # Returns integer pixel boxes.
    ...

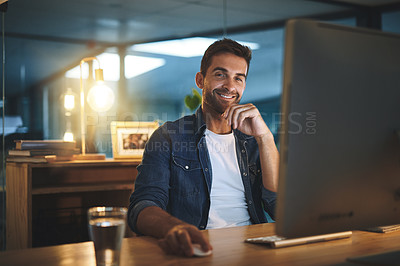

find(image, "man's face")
[196,53,248,114]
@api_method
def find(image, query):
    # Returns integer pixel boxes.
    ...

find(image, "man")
[128,38,279,257]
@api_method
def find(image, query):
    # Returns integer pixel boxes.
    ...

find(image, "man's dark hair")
[200,38,252,77]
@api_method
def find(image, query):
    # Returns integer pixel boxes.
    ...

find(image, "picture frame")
[110,121,159,159]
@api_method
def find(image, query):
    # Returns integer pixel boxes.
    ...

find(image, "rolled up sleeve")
[128,199,159,234]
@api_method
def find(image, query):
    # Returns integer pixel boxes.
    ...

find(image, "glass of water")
[88,207,127,266]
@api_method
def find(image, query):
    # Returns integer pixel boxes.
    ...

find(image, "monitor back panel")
[276,19,400,238]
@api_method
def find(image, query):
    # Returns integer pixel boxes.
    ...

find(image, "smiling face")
[196,52,248,115]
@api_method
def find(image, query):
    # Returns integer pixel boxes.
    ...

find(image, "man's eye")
[215,72,225,78]
[236,77,243,82]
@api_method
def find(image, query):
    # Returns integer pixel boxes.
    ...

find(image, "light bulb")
[63,131,74,142]
[86,82,115,112]
[64,89,75,111]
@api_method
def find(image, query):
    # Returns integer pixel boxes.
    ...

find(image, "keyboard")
[245,231,352,248]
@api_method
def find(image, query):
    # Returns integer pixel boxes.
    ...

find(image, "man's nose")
[223,78,236,92]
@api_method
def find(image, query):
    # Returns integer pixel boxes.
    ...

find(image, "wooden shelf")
[6,160,139,250]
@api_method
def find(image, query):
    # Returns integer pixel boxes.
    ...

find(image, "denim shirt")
[128,108,277,234]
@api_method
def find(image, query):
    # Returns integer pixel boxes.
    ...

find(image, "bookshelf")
[6,159,140,250]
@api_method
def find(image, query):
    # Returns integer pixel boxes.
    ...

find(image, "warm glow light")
[86,82,115,112]
[130,37,260,57]
[63,131,74,142]
[64,91,75,111]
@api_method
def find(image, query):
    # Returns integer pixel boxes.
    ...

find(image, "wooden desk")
[1,223,399,265]
[6,159,140,250]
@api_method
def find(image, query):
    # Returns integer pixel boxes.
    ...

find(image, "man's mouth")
[215,91,236,99]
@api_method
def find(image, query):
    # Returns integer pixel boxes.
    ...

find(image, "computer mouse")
[192,244,212,257]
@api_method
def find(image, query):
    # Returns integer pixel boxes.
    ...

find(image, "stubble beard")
[204,88,240,115]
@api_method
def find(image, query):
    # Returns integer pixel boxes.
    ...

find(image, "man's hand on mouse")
[158,224,213,257]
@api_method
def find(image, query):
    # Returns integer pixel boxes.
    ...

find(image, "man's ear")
[195,72,204,89]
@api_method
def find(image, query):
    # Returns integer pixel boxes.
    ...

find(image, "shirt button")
[200,225,205,229]
[243,172,247,176]
[205,168,208,171]
[185,165,189,169]
[249,200,253,205]
[241,149,245,153]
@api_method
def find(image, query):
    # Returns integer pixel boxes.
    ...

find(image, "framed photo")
[111,121,159,159]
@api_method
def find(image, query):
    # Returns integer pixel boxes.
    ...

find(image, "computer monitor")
[276,19,400,239]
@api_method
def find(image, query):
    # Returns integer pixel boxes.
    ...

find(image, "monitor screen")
[276,19,400,238]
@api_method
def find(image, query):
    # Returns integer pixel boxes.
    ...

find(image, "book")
[364,224,400,233]
[8,149,56,156]
[6,155,74,163]
[7,156,50,163]
[14,140,76,150]
[8,148,79,157]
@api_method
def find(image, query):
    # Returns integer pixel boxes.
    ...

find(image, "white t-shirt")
[205,129,252,229]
